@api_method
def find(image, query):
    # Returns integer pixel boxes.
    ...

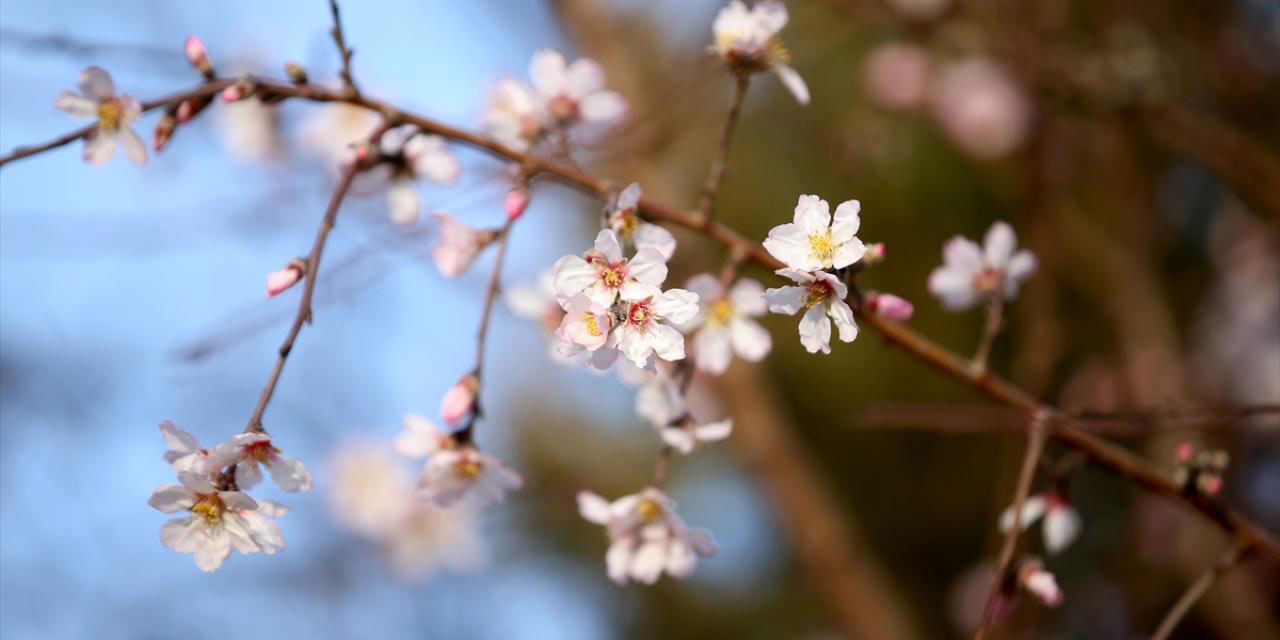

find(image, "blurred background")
[1,0,1278,638]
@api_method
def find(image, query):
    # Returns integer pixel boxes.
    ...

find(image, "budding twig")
[458,216,517,444]
[696,73,750,224]
[1150,541,1253,640]
[327,0,358,94]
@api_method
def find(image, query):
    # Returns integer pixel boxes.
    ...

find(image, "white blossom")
[764,195,867,272]
[148,471,260,572]
[300,102,380,169]
[205,432,312,493]
[555,293,613,354]
[998,492,1081,554]
[927,221,1037,310]
[578,488,717,585]
[529,49,627,129]
[611,289,701,368]
[766,268,857,353]
[553,229,668,308]
[380,125,461,225]
[393,415,522,508]
[54,66,147,166]
[214,97,280,163]
[483,77,547,151]
[711,1,810,104]
[608,183,676,260]
[431,212,495,278]
[682,274,771,374]
[159,421,208,474]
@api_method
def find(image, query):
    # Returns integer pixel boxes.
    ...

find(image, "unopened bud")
[221,79,253,103]
[1197,473,1223,496]
[505,186,530,221]
[265,258,307,298]
[1175,441,1194,463]
[285,61,308,85]
[867,292,914,322]
[153,114,177,152]
[863,242,886,266]
[441,374,479,425]
[184,36,214,79]
[1017,561,1063,607]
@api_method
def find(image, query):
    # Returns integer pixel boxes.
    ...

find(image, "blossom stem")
[974,410,1049,640]
[696,73,750,225]
[243,123,388,433]
[1150,541,1253,640]
[972,291,1005,374]
[459,216,517,443]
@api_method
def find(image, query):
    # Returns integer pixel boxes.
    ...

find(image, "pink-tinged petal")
[793,195,830,233]
[798,306,832,354]
[618,327,654,368]
[589,345,620,370]
[829,300,859,343]
[730,317,772,361]
[566,58,605,98]
[813,271,848,300]
[983,221,1017,268]
[552,254,598,301]
[630,539,668,584]
[653,288,699,324]
[686,528,718,556]
[78,66,115,100]
[774,268,815,284]
[120,127,147,166]
[579,91,627,124]
[694,327,733,374]
[635,376,685,427]
[269,458,312,492]
[266,265,303,298]
[764,285,806,315]
[634,223,676,261]
[627,247,669,286]
[529,49,567,97]
[665,538,697,578]
[616,182,642,210]
[387,180,421,225]
[160,516,202,553]
[194,525,231,572]
[592,229,624,263]
[159,421,200,454]
[763,222,818,271]
[943,235,984,272]
[998,495,1046,532]
[148,484,196,513]
[82,131,117,166]
[235,459,264,490]
[255,499,290,518]
[1022,569,1063,607]
[661,428,696,454]
[222,513,262,554]
[728,278,766,316]
[646,323,687,363]
[684,273,725,302]
[605,539,634,585]
[618,281,662,303]
[772,64,810,105]
[577,491,612,524]
[440,377,477,426]
[411,138,461,185]
[54,91,97,118]
[178,470,217,494]
[1043,507,1081,554]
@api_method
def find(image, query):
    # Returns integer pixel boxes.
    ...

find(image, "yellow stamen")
[709,299,734,326]
[191,495,223,526]
[808,230,835,265]
[97,100,122,131]
[583,313,603,337]
[637,498,662,524]
[457,458,483,478]
[601,266,624,289]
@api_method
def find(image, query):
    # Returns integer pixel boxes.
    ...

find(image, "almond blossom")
[529,49,627,129]
[632,367,732,454]
[711,1,810,104]
[379,125,461,225]
[205,432,312,493]
[578,488,717,585]
[148,471,260,572]
[55,66,147,166]
[555,293,613,354]
[236,499,288,555]
[611,289,700,368]
[682,273,771,374]
[766,268,857,354]
[607,183,676,260]
[764,195,866,272]
[431,212,496,277]
[553,229,668,308]
[927,221,1037,310]
[483,77,547,151]
[394,415,522,507]
[1017,560,1064,607]
[440,374,478,426]
[159,421,208,474]
[999,491,1081,554]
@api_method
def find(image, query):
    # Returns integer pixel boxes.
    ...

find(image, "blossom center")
[582,312,604,337]
[972,268,1003,295]
[808,230,835,265]
[613,211,637,239]
[244,440,275,464]
[804,280,835,308]
[191,494,224,526]
[97,99,122,131]
[636,498,662,524]
[457,456,483,478]
[709,299,734,326]
[599,263,626,289]
[547,95,578,122]
[627,300,652,328]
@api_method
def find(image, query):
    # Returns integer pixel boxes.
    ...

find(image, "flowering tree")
[2,1,1278,638]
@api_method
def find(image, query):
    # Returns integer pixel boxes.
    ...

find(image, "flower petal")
[765,285,806,315]
[269,457,313,492]
[798,305,832,354]
[829,300,859,343]
[148,484,196,513]
[387,180,421,225]
[78,66,115,100]
[577,491,612,524]
[730,317,772,361]
[772,64,810,105]
[54,91,97,118]
[984,221,1016,268]
[120,127,147,166]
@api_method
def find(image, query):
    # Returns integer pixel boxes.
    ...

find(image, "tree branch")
[695,73,749,223]
[1151,541,1253,640]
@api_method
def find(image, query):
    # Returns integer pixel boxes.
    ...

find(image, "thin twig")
[974,410,1050,640]
[457,217,516,444]
[327,0,358,93]
[1150,541,1253,640]
[695,73,750,224]
[972,291,1005,374]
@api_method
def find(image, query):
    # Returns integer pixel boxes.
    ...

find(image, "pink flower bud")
[265,260,305,298]
[505,187,530,221]
[184,36,213,77]
[863,242,886,265]
[153,115,177,152]
[868,292,914,322]
[176,99,198,123]
[440,375,479,426]
[1176,442,1194,463]
[221,85,244,103]
[1019,565,1063,607]
[1198,473,1223,496]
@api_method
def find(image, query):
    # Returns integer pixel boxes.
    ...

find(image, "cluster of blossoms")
[483,49,627,152]
[1172,442,1230,497]
[578,488,717,585]
[148,422,311,571]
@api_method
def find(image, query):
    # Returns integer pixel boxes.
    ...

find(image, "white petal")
[160,517,202,553]
[566,58,605,98]
[829,300,859,343]
[634,223,676,261]
[661,428,696,454]
[1044,507,1081,554]
[646,323,686,362]
[579,91,627,124]
[998,495,1046,532]
[54,91,97,118]
[387,180,421,225]
[159,421,200,455]
[793,195,830,233]
[653,288,699,324]
[943,236,984,273]
[730,318,772,361]
[78,66,115,100]
[1004,250,1038,293]
[665,538,697,579]
[578,491,612,524]
[235,460,263,490]
[728,278,767,316]
[983,221,1017,268]
[765,285,806,315]
[619,328,654,368]
[755,0,789,34]
[773,64,810,105]
[763,223,819,272]
[686,528,718,556]
[684,273,724,302]
[630,540,667,584]
[219,491,258,511]
[927,266,979,310]
[148,484,196,513]
[694,327,733,374]
[82,131,117,166]
[593,229,624,263]
[605,539,634,585]
[552,255,598,300]
[256,499,291,518]
[194,526,231,572]
[617,182,642,210]
[831,236,867,271]
[223,514,262,554]
[394,415,442,459]
[178,470,217,494]
[798,306,832,354]
[694,419,733,442]
[120,127,147,166]
[529,49,567,97]
[269,457,312,492]
[410,136,461,184]
[627,247,669,286]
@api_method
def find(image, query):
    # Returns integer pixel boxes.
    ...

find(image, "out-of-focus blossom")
[55,66,147,166]
[483,77,546,151]
[578,488,717,585]
[431,213,496,278]
[766,269,857,354]
[553,229,669,308]
[764,195,866,272]
[215,97,281,163]
[930,59,1031,159]
[711,1,810,104]
[863,42,932,111]
[159,421,208,474]
[1171,443,1230,497]
[265,259,305,298]
[607,183,676,260]
[928,221,1036,310]
[300,102,381,168]
[393,415,522,508]
[1018,560,1064,607]
[330,443,414,538]
[659,419,733,455]
[383,500,486,580]
[205,432,312,493]
[611,289,701,368]
[999,491,1081,554]
[380,125,461,225]
[681,274,771,374]
[440,374,478,426]
[148,471,260,572]
[529,49,627,128]
[866,291,915,322]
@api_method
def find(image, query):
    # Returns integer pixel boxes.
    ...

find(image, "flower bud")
[863,242,886,266]
[1197,473,1223,496]
[221,79,253,103]
[504,186,530,221]
[184,36,214,78]
[1175,441,1194,463]
[265,259,307,298]
[867,292,914,322]
[441,374,479,426]
[285,61,308,85]
[1017,561,1063,607]
[153,114,177,152]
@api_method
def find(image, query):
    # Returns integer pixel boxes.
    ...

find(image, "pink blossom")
[867,292,914,321]
[440,375,478,426]
[1018,563,1063,607]
[863,43,932,111]
[505,187,530,221]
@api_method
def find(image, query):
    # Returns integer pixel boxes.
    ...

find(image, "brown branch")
[1150,541,1253,640]
[974,411,1050,640]
[695,73,749,223]
[6,75,1279,561]
[457,216,516,444]
[327,0,358,93]
[852,403,1280,437]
